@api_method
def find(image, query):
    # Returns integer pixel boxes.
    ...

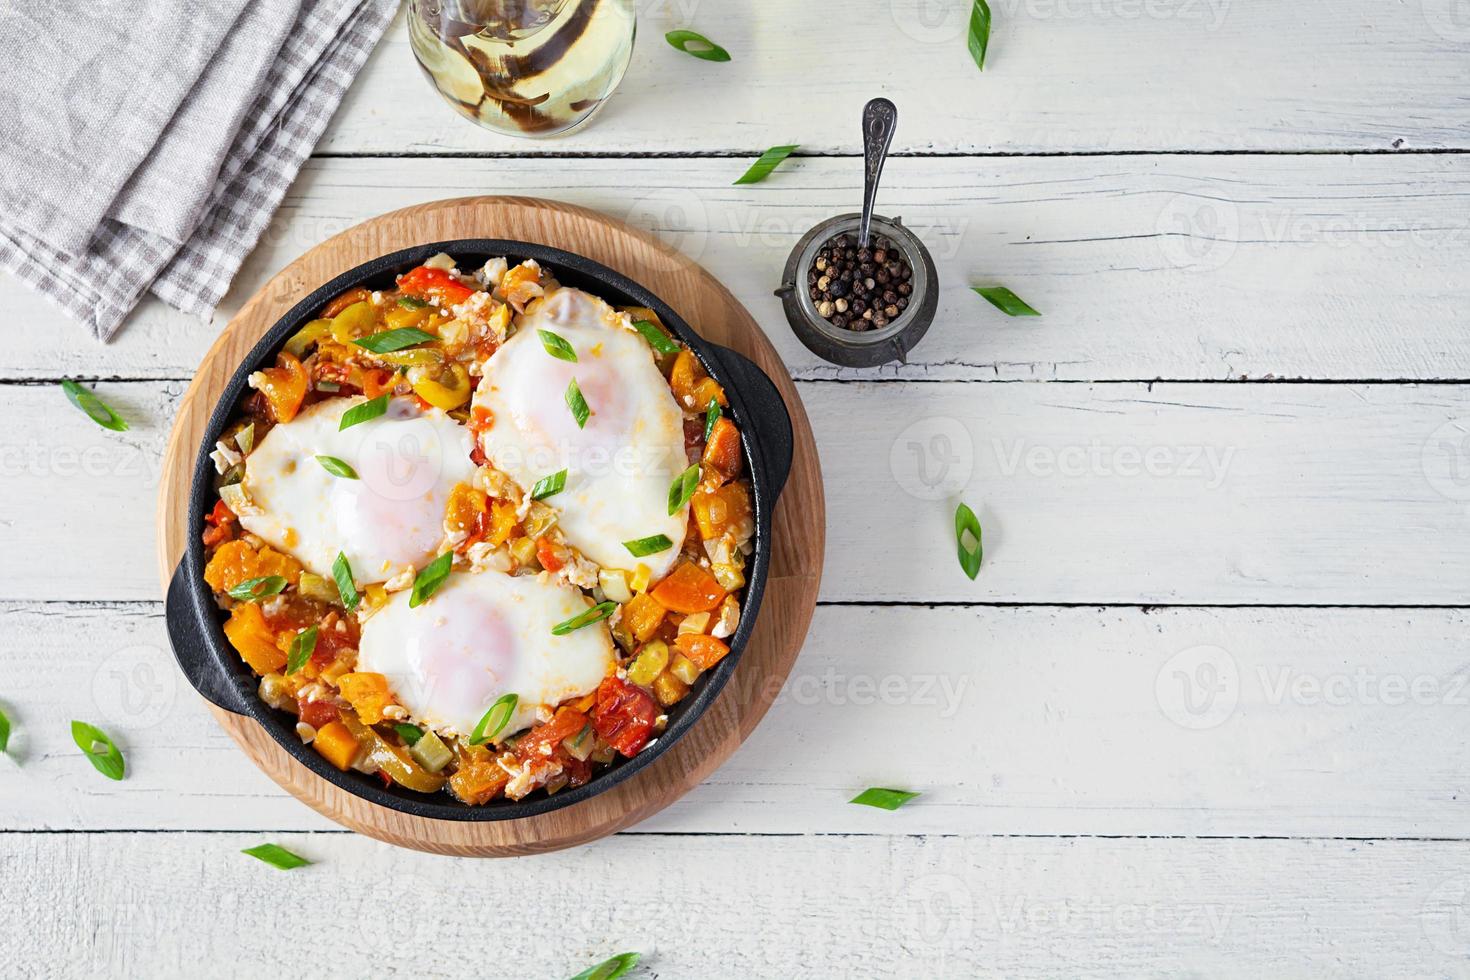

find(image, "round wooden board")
[155,196,824,857]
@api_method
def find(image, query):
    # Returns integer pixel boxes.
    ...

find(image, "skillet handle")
[706,345,794,500]
[166,560,249,716]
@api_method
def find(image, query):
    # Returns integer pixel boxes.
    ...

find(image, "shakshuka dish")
[199,254,752,804]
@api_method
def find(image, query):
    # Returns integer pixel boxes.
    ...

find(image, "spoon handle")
[859,98,898,248]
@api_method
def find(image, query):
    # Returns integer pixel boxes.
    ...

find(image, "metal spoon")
[858,97,897,249]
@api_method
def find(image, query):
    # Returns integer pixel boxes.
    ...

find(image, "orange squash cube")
[223,603,287,675]
[702,417,742,483]
[622,593,666,642]
[651,562,726,614]
[337,672,395,725]
[313,720,360,771]
[675,633,731,670]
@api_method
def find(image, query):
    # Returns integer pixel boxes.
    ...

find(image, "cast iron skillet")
[163,239,793,822]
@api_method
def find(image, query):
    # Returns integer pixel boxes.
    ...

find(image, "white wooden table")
[5,2,1470,975]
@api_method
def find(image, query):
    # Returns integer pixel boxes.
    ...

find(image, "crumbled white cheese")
[384,568,414,592]
[476,257,508,290]
[210,440,241,474]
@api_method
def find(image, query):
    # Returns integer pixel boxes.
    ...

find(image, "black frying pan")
[163,240,793,822]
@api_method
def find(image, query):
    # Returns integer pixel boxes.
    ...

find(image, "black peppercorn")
[897,281,912,296]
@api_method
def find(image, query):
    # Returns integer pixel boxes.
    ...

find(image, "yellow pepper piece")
[409,362,471,410]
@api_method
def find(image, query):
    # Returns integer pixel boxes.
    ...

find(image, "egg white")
[473,287,690,577]
[356,569,616,740]
[238,396,477,584]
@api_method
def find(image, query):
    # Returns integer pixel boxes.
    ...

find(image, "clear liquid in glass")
[409,0,636,139]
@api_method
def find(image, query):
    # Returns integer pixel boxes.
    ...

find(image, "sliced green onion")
[286,626,318,675]
[537,329,578,363]
[972,285,1040,317]
[734,144,798,185]
[410,552,454,608]
[623,534,673,557]
[226,575,287,603]
[531,469,568,501]
[968,0,991,70]
[552,601,618,636]
[668,464,700,515]
[354,327,437,354]
[398,295,430,310]
[339,394,389,431]
[61,380,128,432]
[470,693,519,745]
[70,721,124,781]
[955,502,983,580]
[242,843,310,870]
[665,28,730,61]
[394,723,424,746]
[850,787,920,811]
[316,455,359,479]
[332,552,360,614]
[565,378,591,429]
[0,707,10,753]
[704,398,722,442]
[631,319,680,356]
[570,725,592,750]
[569,952,642,980]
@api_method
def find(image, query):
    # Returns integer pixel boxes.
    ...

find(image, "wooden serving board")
[155,196,824,856]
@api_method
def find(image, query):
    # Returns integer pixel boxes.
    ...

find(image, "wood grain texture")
[9,378,1466,604]
[6,602,1470,838]
[7,832,1470,978]
[7,154,1469,383]
[151,197,823,855]
[323,2,1470,155]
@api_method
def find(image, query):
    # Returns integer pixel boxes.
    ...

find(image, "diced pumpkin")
[702,417,742,483]
[488,500,519,546]
[449,744,509,805]
[622,593,666,642]
[445,483,488,538]
[204,539,304,593]
[252,351,308,423]
[669,350,703,409]
[693,376,728,410]
[652,670,690,707]
[651,562,727,614]
[692,483,753,542]
[223,603,287,674]
[675,633,731,670]
[337,672,395,725]
[313,720,360,771]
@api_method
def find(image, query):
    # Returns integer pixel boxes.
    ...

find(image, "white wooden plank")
[5,379,1467,604]
[322,2,1470,155]
[4,602,1469,837]
[5,831,1469,977]
[8,154,1469,383]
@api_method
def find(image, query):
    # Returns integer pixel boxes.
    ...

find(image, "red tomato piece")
[397,266,475,306]
[299,699,340,730]
[515,707,588,764]
[592,676,658,758]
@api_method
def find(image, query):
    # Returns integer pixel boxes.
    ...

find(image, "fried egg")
[473,287,689,577]
[356,569,616,739]
[238,396,477,584]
